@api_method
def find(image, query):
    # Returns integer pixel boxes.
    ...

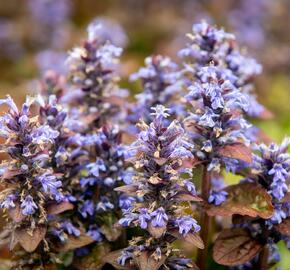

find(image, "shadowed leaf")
[47,201,74,215]
[74,244,112,270]
[114,185,138,196]
[134,251,166,270]
[169,230,204,249]
[57,232,94,252]
[218,143,252,164]
[275,218,290,237]
[100,224,122,242]
[207,183,274,219]
[174,192,203,202]
[102,250,135,270]
[8,204,25,222]
[15,225,47,252]
[148,223,166,238]
[213,228,263,266]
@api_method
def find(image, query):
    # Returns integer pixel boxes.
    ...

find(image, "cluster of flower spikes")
[65,125,134,252]
[178,21,268,120]
[46,21,134,254]
[231,138,290,269]
[0,95,77,268]
[183,65,252,206]
[116,105,204,269]
[66,20,127,129]
[127,55,184,130]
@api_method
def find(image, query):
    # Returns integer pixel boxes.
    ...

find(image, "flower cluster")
[65,125,133,246]
[228,139,290,269]
[179,21,267,119]
[117,105,203,269]
[184,66,251,175]
[128,55,183,126]
[0,17,289,270]
[0,96,64,223]
[66,21,126,128]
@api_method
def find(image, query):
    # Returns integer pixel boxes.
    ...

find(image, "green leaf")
[207,183,274,219]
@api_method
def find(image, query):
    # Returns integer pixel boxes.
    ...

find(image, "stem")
[197,166,211,270]
[257,245,269,270]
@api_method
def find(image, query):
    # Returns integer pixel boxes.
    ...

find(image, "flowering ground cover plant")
[0,18,288,270]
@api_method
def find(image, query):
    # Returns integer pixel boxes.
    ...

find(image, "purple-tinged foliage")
[117,105,202,269]
[229,139,290,268]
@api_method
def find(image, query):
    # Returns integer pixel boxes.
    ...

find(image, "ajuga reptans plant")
[0,19,288,270]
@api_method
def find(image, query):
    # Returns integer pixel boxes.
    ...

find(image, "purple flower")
[170,146,193,159]
[119,196,135,210]
[208,190,228,206]
[269,206,287,224]
[87,17,128,47]
[269,164,289,182]
[151,105,170,119]
[175,216,200,236]
[167,258,192,270]
[21,195,38,216]
[184,180,196,195]
[138,208,151,229]
[1,194,16,209]
[37,172,62,198]
[270,179,288,201]
[119,212,136,227]
[96,196,114,212]
[117,248,134,266]
[31,125,59,145]
[198,108,218,128]
[79,200,95,218]
[87,159,106,177]
[87,225,102,241]
[151,207,168,228]
[61,221,81,237]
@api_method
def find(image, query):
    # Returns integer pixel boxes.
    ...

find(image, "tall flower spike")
[0,95,77,267]
[65,125,134,246]
[128,55,184,130]
[179,21,268,120]
[114,105,203,269]
[66,21,126,128]
[184,66,252,174]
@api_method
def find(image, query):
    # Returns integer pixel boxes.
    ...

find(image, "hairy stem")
[197,166,211,270]
[257,245,269,270]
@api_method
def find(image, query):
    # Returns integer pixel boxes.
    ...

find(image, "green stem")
[257,245,269,270]
[197,166,211,270]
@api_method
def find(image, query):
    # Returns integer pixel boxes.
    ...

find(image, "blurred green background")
[0,0,289,269]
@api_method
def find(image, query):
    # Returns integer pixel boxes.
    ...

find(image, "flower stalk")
[197,166,211,270]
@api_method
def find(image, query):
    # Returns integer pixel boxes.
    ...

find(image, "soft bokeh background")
[0,0,289,269]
